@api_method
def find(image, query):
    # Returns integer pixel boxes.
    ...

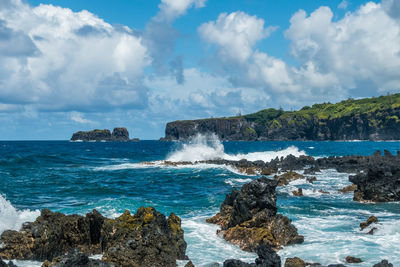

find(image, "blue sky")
[0,0,399,139]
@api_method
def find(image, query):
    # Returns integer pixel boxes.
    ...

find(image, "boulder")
[292,188,303,197]
[101,208,187,267]
[373,260,393,267]
[207,177,303,251]
[274,172,305,186]
[338,184,357,193]
[345,256,362,263]
[360,216,378,230]
[284,257,306,267]
[223,244,281,267]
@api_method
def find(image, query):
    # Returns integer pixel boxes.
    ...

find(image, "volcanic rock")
[345,256,363,263]
[207,177,303,251]
[373,260,393,267]
[338,184,357,193]
[0,258,16,267]
[274,172,305,186]
[360,216,378,230]
[223,244,281,267]
[292,188,303,197]
[284,257,306,267]
[0,208,187,267]
[71,128,135,142]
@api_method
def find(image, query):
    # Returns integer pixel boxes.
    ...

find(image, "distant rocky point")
[163,93,400,141]
[71,127,139,142]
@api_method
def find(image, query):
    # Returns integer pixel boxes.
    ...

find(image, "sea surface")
[0,136,400,266]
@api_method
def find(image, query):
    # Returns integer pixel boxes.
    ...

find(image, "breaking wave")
[0,195,40,235]
[166,134,306,162]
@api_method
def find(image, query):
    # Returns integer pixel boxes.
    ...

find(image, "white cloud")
[0,0,151,112]
[71,112,95,124]
[199,2,400,106]
[157,0,206,21]
[199,11,276,63]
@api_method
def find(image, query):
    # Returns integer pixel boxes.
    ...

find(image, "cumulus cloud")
[338,0,349,10]
[71,112,96,124]
[157,0,207,22]
[199,11,276,63]
[0,0,150,112]
[199,2,400,106]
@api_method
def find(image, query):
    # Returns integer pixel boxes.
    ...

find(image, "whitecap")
[0,195,40,235]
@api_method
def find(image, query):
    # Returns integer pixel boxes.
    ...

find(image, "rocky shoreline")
[1,151,398,266]
[0,208,187,267]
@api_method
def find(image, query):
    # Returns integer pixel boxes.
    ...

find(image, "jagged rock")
[71,128,135,142]
[317,190,330,194]
[207,177,303,251]
[42,249,114,267]
[373,260,393,267]
[0,209,104,261]
[0,258,16,267]
[350,163,400,202]
[223,244,281,267]
[274,172,305,186]
[292,188,303,197]
[0,208,187,267]
[185,261,195,267]
[284,257,306,267]
[338,184,357,193]
[360,216,378,230]
[261,166,278,176]
[102,208,187,267]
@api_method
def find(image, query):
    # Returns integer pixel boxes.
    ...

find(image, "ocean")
[1,136,400,266]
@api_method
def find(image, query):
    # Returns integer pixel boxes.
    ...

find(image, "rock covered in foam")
[373,260,393,267]
[0,207,187,267]
[207,177,303,251]
[0,258,16,267]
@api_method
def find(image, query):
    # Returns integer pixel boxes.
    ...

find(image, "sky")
[0,0,399,140]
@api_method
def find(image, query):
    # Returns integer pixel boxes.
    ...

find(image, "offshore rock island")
[71,127,139,142]
[163,94,400,141]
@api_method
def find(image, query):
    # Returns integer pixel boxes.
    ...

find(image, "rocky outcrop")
[350,158,400,202]
[0,208,187,267]
[42,249,114,267]
[345,256,362,263]
[338,184,357,193]
[71,128,137,142]
[373,260,393,267]
[274,172,305,186]
[284,257,306,267]
[223,244,281,267]
[207,177,303,251]
[360,216,378,230]
[163,94,400,141]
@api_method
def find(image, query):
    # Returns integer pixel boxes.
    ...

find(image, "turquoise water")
[0,138,399,266]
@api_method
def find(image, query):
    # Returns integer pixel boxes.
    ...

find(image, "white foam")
[0,195,40,235]
[166,134,306,162]
[225,178,253,186]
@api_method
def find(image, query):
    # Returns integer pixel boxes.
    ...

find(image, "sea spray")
[0,195,40,235]
[166,133,307,162]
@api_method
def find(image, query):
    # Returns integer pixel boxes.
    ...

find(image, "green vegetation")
[241,93,400,124]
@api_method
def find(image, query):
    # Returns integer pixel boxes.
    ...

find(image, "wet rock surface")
[0,207,187,267]
[345,256,362,263]
[169,150,400,203]
[207,177,303,251]
[284,257,306,267]
[223,244,281,267]
[360,216,378,230]
[0,258,16,267]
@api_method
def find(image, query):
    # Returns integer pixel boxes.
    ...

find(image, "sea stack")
[70,127,138,142]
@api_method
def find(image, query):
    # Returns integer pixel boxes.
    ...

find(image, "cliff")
[164,94,400,141]
[71,127,138,142]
